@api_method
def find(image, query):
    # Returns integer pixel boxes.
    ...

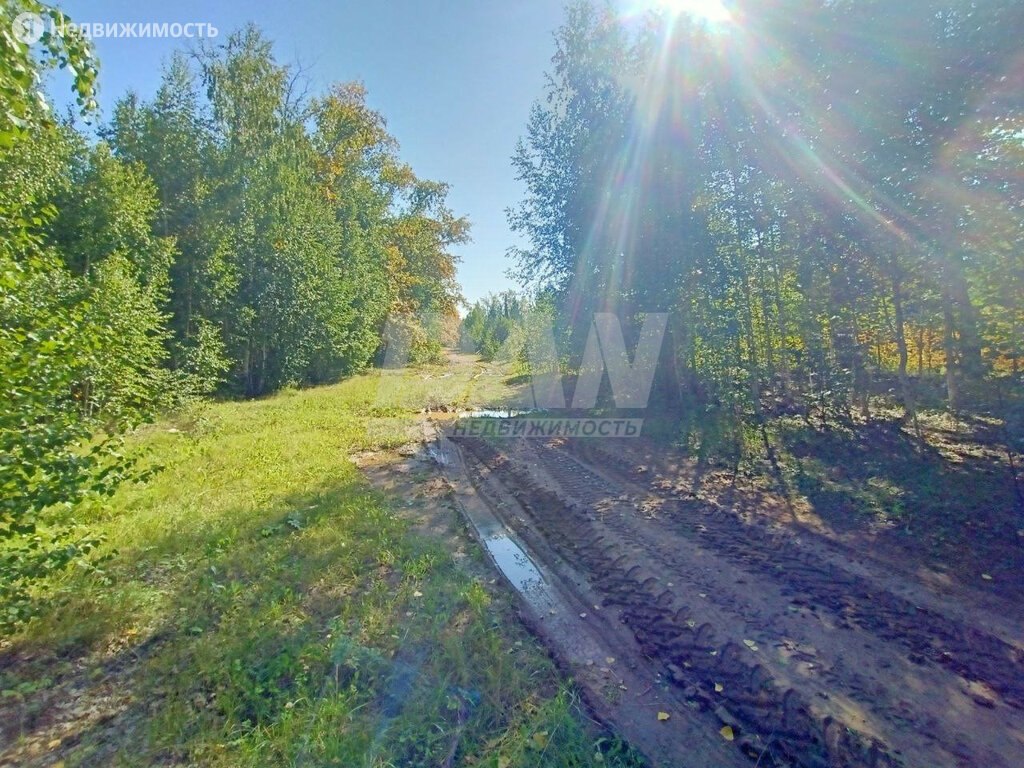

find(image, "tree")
[509,0,1024,455]
[0,2,149,628]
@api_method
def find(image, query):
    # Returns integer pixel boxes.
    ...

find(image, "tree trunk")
[949,260,983,380]
[942,288,960,410]
[892,274,917,424]
[853,312,870,421]
[917,327,924,376]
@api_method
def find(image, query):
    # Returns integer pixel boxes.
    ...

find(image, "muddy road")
[438,431,1024,768]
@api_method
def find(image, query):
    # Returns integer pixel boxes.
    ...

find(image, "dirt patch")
[443,430,1024,768]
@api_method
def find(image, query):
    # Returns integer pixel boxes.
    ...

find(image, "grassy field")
[0,357,643,768]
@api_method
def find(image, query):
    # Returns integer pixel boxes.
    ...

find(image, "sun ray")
[649,0,732,26]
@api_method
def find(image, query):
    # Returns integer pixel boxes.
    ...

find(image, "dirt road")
[439,430,1024,768]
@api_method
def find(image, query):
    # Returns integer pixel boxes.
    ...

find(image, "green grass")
[0,359,643,767]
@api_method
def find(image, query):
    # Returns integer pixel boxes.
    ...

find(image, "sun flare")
[650,0,732,25]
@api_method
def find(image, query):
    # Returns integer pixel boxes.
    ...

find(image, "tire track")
[456,436,897,768]
[453,433,1024,768]
[565,439,1024,710]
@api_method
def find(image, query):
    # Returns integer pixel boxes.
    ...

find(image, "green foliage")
[510,1,1024,453]
[1,19,471,624]
[0,1,97,147]
[106,28,468,396]
[0,360,637,767]
[0,143,171,625]
[48,141,175,289]
[0,251,147,630]
[460,291,532,361]
[0,3,148,629]
[1,14,471,624]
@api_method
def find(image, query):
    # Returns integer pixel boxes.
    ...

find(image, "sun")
[650,0,732,25]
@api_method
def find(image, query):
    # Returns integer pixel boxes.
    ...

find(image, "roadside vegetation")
[0,4,639,764]
[495,0,1023,440]
[0,357,643,767]
[2,4,462,628]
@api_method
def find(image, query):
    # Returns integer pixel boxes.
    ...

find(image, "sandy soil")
[439,431,1024,768]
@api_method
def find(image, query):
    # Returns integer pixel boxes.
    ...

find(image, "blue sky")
[53,0,571,305]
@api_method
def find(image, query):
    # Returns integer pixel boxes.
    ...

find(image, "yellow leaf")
[657,711,671,721]
[720,725,735,741]
[714,683,724,693]
[498,758,510,768]
[532,731,549,749]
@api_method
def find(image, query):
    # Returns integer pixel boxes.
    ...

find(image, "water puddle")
[482,534,545,594]
[430,435,558,613]
[425,442,450,466]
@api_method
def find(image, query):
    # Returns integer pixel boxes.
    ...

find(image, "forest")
[465,0,1024,456]
[2,6,465,623]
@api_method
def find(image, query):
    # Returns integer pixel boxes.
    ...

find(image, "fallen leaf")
[657,711,671,721]
[47,738,62,749]
[532,731,549,749]
[413,590,423,597]
[743,639,759,651]
[714,683,724,693]
[720,725,735,741]
[498,758,510,768]
[605,657,615,665]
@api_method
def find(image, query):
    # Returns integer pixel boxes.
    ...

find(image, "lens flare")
[651,0,732,25]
